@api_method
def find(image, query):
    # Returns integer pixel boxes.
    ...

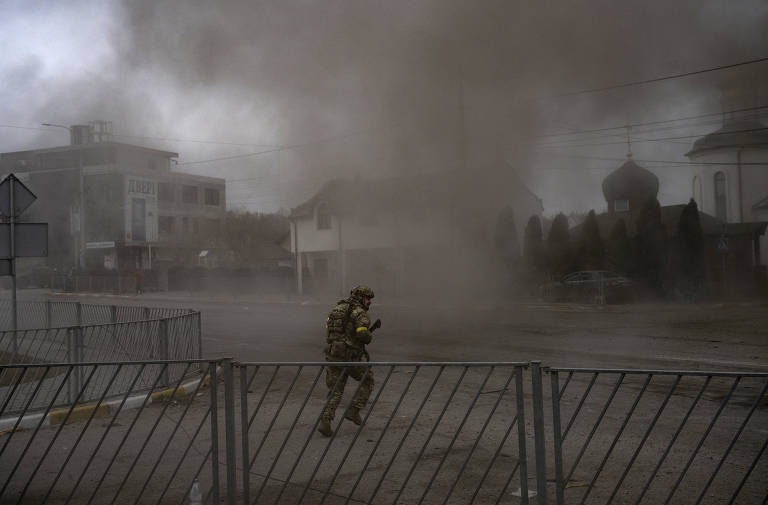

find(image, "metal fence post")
[239,365,250,505]
[66,328,73,403]
[75,326,84,399]
[76,301,82,327]
[223,359,237,505]
[209,362,220,505]
[531,361,548,504]
[11,330,18,360]
[197,312,203,360]
[46,299,52,329]
[514,365,530,505]
[110,304,117,323]
[159,320,169,386]
[66,327,79,404]
[550,370,565,505]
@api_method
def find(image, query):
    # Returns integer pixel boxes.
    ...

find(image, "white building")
[687,116,768,266]
[289,168,543,298]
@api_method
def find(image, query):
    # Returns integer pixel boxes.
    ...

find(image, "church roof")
[686,119,768,157]
[601,157,659,203]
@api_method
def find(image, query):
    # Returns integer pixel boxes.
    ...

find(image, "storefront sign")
[128,178,156,196]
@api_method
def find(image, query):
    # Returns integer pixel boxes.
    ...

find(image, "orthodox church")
[587,141,766,294]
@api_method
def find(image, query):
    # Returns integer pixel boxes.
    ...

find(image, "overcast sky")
[1,0,767,215]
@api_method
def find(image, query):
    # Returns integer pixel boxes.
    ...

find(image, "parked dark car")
[539,270,634,303]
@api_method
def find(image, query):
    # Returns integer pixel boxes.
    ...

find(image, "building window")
[692,176,702,207]
[159,182,174,202]
[204,188,220,206]
[159,216,174,236]
[182,185,198,204]
[317,202,331,230]
[714,172,727,221]
[148,159,156,170]
[614,199,629,212]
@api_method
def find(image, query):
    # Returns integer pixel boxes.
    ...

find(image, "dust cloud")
[2,0,767,301]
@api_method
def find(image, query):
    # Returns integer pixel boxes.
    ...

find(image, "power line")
[112,132,279,148]
[537,105,768,138]
[1,122,281,148]
[535,126,768,150]
[556,56,768,97]
[552,153,768,167]
[176,123,387,165]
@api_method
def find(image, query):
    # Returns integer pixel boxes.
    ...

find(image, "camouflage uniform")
[320,286,375,426]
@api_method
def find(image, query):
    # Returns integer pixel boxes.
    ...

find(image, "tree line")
[495,197,705,299]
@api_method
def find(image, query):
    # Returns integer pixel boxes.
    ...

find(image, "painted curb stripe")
[49,403,111,426]
[0,369,215,432]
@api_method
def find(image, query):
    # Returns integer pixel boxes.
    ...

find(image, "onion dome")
[602,155,659,213]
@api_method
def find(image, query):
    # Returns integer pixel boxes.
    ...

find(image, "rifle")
[362,319,381,362]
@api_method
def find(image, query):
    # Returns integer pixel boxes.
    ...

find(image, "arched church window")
[692,176,703,207]
[316,202,331,230]
[714,172,727,221]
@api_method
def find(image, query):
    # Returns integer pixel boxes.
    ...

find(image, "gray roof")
[686,119,768,157]
[290,168,540,219]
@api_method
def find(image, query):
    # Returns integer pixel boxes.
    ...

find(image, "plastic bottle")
[189,478,202,505]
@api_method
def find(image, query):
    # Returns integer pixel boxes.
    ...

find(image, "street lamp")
[41,122,85,272]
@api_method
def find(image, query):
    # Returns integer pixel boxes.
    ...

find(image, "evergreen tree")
[493,206,521,294]
[606,218,633,275]
[494,206,520,261]
[635,197,666,294]
[577,210,604,270]
[523,215,546,288]
[547,213,571,277]
[675,198,704,298]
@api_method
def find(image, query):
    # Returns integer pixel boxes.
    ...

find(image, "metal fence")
[238,362,531,505]
[0,301,201,411]
[544,366,768,505]
[0,359,765,505]
[0,299,192,330]
[0,360,220,505]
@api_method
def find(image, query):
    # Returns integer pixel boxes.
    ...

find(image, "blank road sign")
[0,175,37,217]
[0,223,48,257]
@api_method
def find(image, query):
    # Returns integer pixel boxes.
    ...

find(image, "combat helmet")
[350,285,374,300]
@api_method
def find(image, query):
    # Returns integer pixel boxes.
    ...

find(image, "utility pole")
[42,123,85,272]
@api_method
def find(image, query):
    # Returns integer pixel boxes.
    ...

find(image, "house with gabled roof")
[289,166,542,297]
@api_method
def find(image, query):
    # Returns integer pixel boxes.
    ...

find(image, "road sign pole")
[9,177,16,331]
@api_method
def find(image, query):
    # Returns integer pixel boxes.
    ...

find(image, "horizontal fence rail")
[545,367,768,505]
[0,299,193,331]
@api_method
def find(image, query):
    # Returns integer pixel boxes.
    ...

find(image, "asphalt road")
[45,291,768,372]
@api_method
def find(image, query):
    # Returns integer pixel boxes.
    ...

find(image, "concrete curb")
[0,370,214,434]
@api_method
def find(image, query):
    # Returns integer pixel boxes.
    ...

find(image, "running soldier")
[318,285,379,437]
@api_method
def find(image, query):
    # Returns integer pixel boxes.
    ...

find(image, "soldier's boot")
[345,407,363,426]
[317,418,333,437]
